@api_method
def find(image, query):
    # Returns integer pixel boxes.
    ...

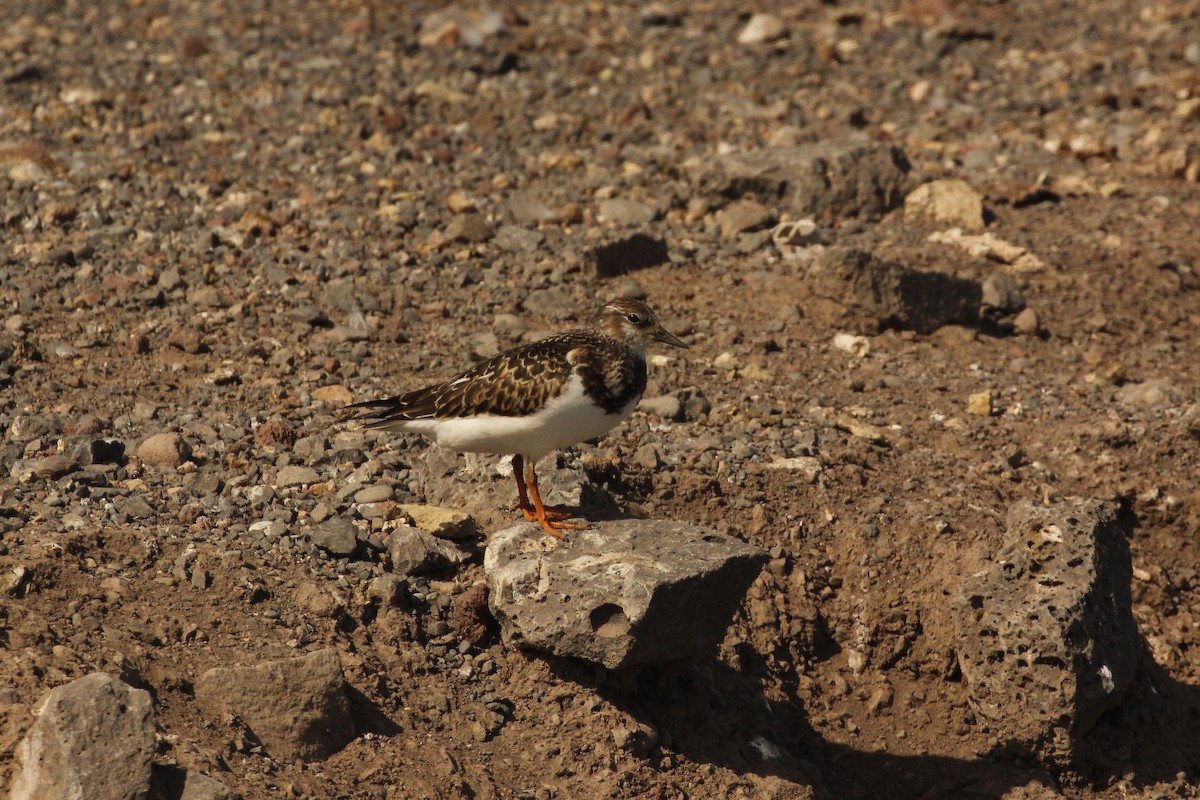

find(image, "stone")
[493,225,544,255]
[2,566,32,597]
[400,503,478,540]
[954,500,1137,764]
[367,573,408,607]
[191,566,211,590]
[596,198,656,226]
[588,234,670,278]
[149,765,235,800]
[137,432,192,468]
[928,228,1049,273]
[485,519,767,669]
[772,219,821,250]
[981,271,1025,313]
[194,648,355,762]
[698,136,912,220]
[1114,379,1181,410]
[254,418,297,449]
[967,392,995,417]
[295,580,344,618]
[1013,307,1040,336]
[114,494,155,520]
[866,685,894,715]
[638,393,682,421]
[354,483,394,504]
[905,179,986,228]
[450,583,495,647]
[612,722,659,759]
[446,191,477,213]
[806,247,982,334]
[716,198,774,239]
[312,384,353,406]
[413,80,469,104]
[831,333,870,357]
[292,434,329,464]
[445,213,494,243]
[30,454,78,479]
[737,12,786,45]
[680,389,712,421]
[167,327,205,354]
[10,672,155,800]
[386,525,465,576]
[275,465,321,488]
[419,6,505,49]
[632,444,662,469]
[309,517,360,557]
[507,192,559,225]
[247,485,276,506]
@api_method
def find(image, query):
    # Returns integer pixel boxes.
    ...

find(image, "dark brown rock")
[955,499,1138,764]
[806,247,981,334]
[699,136,912,220]
[255,418,298,449]
[194,648,355,762]
[451,583,497,647]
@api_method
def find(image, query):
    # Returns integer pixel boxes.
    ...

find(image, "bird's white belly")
[403,376,635,462]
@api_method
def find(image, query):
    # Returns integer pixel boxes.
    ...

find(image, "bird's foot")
[534,515,587,540]
[516,503,574,522]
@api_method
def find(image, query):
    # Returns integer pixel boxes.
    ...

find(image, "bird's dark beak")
[652,324,688,348]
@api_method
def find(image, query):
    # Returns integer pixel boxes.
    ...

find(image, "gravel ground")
[3,1,1200,798]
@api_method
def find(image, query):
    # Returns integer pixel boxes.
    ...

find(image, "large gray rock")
[194,647,355,762]
[955,499,1138,762]
[698,135,912,219]
[485,519,767,669]
[10,672,155,800]
[806,247,982,334]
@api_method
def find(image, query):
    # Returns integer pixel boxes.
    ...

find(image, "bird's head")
[593,299,687,352]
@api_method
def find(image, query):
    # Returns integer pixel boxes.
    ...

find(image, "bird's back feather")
[349,333,582,426]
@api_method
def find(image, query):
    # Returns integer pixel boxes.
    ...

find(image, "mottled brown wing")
[349,331,592,424]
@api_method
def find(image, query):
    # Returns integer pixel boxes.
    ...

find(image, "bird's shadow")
[534,639,1200,799]
[412,446,642,530]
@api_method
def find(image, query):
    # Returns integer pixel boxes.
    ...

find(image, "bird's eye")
[626,313,642,324]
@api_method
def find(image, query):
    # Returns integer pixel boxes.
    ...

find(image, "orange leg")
[511,455,534,516]
[523,459,585,538]
[511,455,572,522]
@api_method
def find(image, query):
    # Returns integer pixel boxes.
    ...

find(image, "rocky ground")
[3,0,1200,798]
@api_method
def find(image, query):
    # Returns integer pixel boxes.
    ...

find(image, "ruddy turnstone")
[348,299,686,538]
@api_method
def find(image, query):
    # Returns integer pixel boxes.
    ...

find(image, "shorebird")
[348,299,686,537]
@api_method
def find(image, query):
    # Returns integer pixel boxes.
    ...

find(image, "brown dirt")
[2,1,1200,798]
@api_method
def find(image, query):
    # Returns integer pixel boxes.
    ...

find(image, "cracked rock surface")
[955,500,1139,763]
[485,519,767,669]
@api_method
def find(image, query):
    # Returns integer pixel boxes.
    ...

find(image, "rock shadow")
[539,653,1051,799]
[1068,641,1200,792]
[345,684,404,738]
[536,637,1200,798]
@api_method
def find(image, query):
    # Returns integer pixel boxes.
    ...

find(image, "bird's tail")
[344,397,407,430]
